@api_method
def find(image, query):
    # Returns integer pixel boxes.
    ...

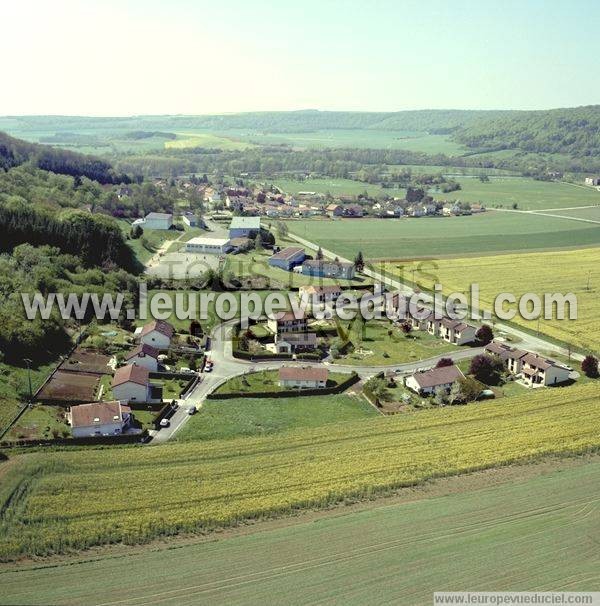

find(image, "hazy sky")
[3,0,600,115]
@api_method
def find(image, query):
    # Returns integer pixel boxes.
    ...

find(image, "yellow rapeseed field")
[1,382,599,560]
[379,247,600,352]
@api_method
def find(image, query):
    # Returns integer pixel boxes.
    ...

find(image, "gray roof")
[410,365,464,389]
[146,212,172,220]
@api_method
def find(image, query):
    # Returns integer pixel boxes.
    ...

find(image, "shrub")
[582,355,599,378]
[475,324,494,345]
[436,357,454,368]
[469,354,504,385]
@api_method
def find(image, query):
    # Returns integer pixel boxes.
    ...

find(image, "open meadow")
[2,457,599,605]
[379,247,600,353]
[1,382,599,560]
[272,177,396,198]
[288,212,600,259]
[432,177,600,210]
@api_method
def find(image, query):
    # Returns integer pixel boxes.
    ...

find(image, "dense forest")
[0,131,131,183]
[453,105,600,157]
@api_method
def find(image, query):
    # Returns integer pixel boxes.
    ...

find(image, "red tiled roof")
[139,320,174,339]
[279,366,328,382]
[112,364,149,388]
[125,344,160,361]
[70,401,126,428]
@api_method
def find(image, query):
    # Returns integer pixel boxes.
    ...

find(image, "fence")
[1,430,149,449]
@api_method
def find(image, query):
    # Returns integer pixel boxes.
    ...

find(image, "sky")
[2,0,600,116]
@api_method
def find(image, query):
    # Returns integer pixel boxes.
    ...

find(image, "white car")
[179,367,195,374]
[159,418,170,428]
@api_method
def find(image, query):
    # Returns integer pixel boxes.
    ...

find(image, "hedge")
[1,430,149,449]
[207,372,359,400]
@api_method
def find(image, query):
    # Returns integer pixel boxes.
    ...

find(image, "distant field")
[288,212,600,259]
[432,177,600,210]
[379,247,600,352]
[3,458,600,605]
[273,177,399,198]
[165,132,253,151]
[536,205,600,222]
[1,382,599,560]
[177,394,376,441]
[217,128,468,154]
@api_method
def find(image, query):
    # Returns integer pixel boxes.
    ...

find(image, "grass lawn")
[0,359,58,431]
[272,177,398,198]
[4,405,70,442]
[5,458,599,604]
[224,248,369,289]
[288,212,600,259]
[333,320,457,366]
[131,409,157,431]
[214,369,350,395]
[165,132,253,151]
[536,205,600,221]
[178,394,377,441]
[155,378,190,400]
[433,177,600,210]
[119,222,181,265]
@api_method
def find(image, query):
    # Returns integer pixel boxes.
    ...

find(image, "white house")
[275,332,318,354]
[132,212,173,230]
[112,365,158,403]
[585,177,600,186]
[279,366,328,389]
[439,318,478,345]
[185,237,232,255]
[405,365,464,396]
[519,353,571,387]
[137,320,174,350]
[299,285,343,306]
[68,400,132,438]
[124,344,159,372]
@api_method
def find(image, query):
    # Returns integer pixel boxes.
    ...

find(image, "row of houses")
[484,341,571,387]
[407,310,479,346]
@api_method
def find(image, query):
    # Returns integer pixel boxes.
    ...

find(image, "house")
[409,308,432,330]
[268,247,306,271]
[279,366,328,389]
[408,205,425,217]
[225,195,253,212]
[68,401,132,438]
[520,353,571,387]
[124,344,159,372]
[275,332,318,354]
[228,216,261,239]
[585,177,600,186]
[484,341,517,363]
[299,284,343,305]
[326,203,344,217]
[185,237,232,255]
[117,186,132,199]
[132,212,173,230]
[112,365,158,403]
[505,348,529,375]
[267,311,308,335]
[182,212,203,227]
[137,320,174,350]
[439,318,478,345]
[427,316,443,337]
[301,259,355,280]
[386,292,409,319]
[343,205,364,218]
[405,365,465,396]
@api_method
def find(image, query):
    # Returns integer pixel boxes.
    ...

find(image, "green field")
[220,128,468,154]
[178,394,377,441]
[433,177,600,210]
[272,177,397,198]
[2,458,600,605]
[536,205,600,222]
[1,383,599,560]
[165,132,253,151]
[288,212,600,259]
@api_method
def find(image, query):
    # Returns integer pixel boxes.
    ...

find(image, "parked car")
[179,367,194,374]
[204,366,212,373]
[159,418,170,428]
[187,406,197,415]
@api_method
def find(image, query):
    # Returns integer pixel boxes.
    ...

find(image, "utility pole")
[23,358,33,405]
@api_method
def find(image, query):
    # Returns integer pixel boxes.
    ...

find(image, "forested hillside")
[0,131,131,183]
[454,105,600,156]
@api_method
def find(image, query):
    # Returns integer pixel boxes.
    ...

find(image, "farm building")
[299,284,343,305]
[405,365,464,396]
[132,212,173,230]
[136,320,174,350]
[124,344,160,372]
[267,310,308,334]
[326,204,344,217]
[229,216,261,239]
[585,177,600,186]
[185,237,232,255]
[302,259,355,280]
[268,247,306,271]
[519,353,571,387]
[182,212,203,227]
[279,366,328,389]
[275,332,318,354]
[68,401,132,438]
[112,365,158,403]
